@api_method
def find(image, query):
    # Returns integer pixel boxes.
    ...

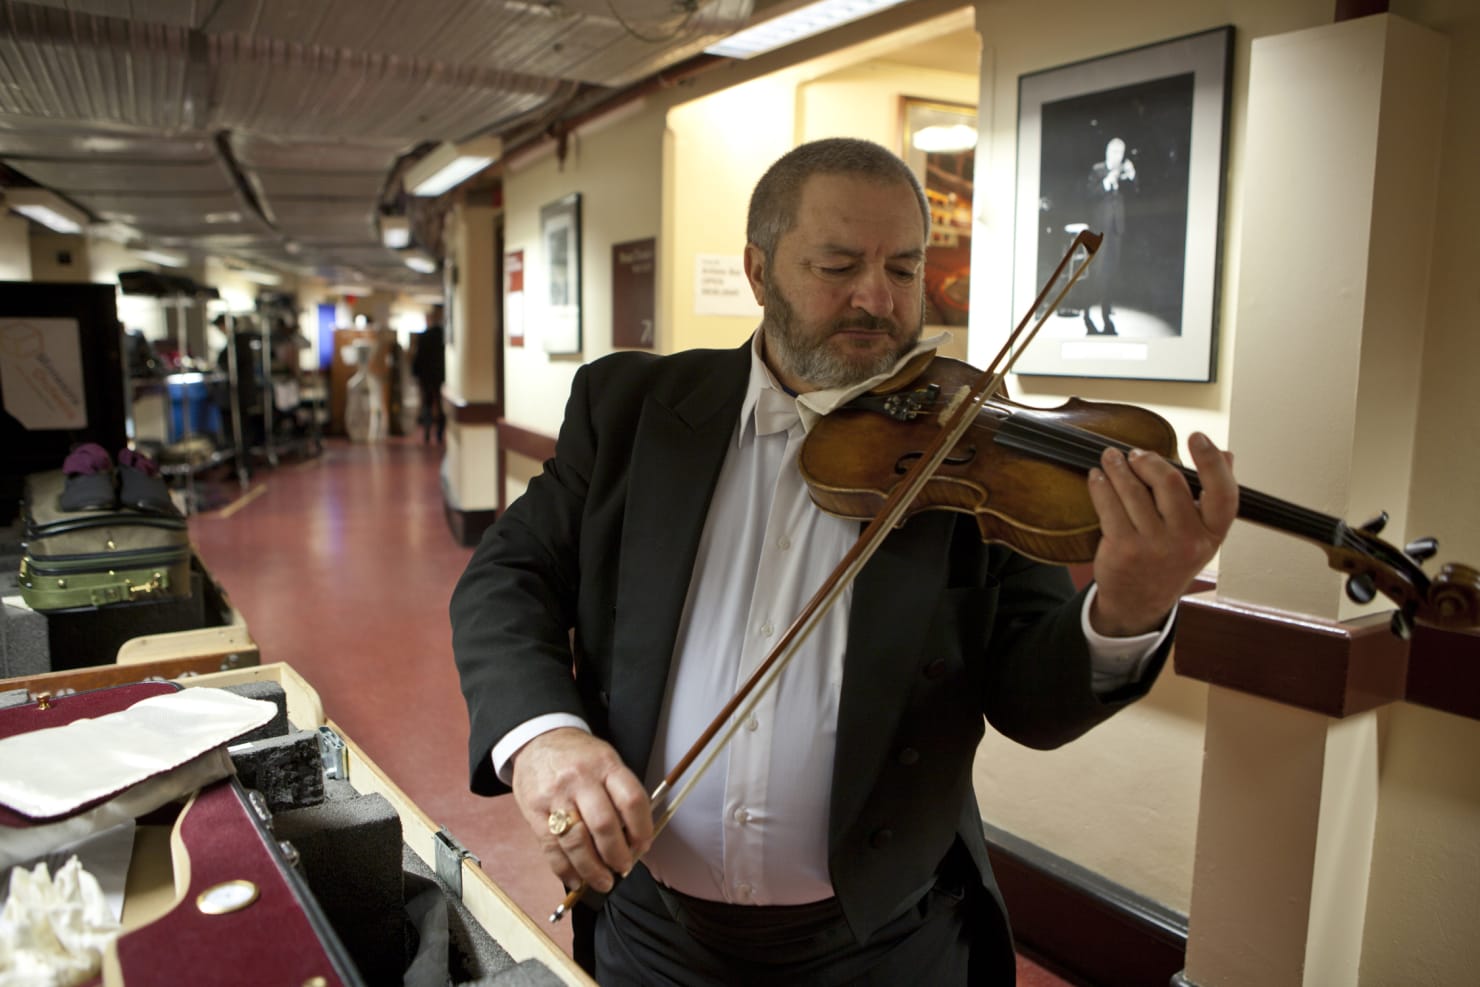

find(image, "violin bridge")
[935,384,969,427]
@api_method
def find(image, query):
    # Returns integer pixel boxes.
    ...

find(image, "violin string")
[988,408,1364,548]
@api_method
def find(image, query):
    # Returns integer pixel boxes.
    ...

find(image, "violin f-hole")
[897,445,976,474]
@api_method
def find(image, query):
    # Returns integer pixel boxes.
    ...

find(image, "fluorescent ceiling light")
[403,250,439,274]
[405,136,503,196]
[235,267,283,286]
[331,283,371,296]
[5,187,89,234]
[136,248,188,268]
[912,124,978,153]
[705,0,913,59]
[380,215,411,248]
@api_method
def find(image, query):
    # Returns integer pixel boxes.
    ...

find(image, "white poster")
[0,317,87,430]
[694,254,761,318]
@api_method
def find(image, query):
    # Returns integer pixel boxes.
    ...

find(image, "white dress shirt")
[494,333,1170,905]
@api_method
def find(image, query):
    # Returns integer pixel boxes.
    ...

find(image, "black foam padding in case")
[272,790,406,986]
[0,603,50,679]
[400,844,520,984]
[229,729,325,811]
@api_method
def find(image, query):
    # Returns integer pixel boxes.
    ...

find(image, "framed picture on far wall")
[1011,26,1232,381]
[901,97,976,331]
[541,192,582,355]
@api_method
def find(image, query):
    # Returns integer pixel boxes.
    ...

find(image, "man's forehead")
[789,173,925,249]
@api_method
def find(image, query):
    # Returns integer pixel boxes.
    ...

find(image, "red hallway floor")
[188,437,1074,986]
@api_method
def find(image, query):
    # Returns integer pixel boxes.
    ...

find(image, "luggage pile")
[17,445,188,613]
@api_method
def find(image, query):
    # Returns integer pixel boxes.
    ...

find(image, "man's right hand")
[510,727,654,893]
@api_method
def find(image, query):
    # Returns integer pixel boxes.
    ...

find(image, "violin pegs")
[1359,511,1390,535]
[1404,536,1439,562]
[1346,573,1378,605]
[1389,610,1412,640]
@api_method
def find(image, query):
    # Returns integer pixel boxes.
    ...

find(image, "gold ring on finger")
[548,807,581,837]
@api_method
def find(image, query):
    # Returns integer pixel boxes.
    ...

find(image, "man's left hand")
[1086,431,1237,637]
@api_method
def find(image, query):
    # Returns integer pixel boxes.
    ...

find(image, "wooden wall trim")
[1174,591,1409,718]
[497,420,558,463]
[983,821,1187,987]
[444,392,500,425]
[494,418,557,514]
[1405,622,1480,721]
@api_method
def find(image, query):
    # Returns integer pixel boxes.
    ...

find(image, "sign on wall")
[612,238,655,349]
[505,248,525,348]
[694,254,761,318]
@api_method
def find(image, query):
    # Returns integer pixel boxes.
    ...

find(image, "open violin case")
[0,664,593,986]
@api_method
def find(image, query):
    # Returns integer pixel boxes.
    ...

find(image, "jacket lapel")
[607,343,751,774]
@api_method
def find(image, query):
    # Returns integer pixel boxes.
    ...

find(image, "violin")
[800,355,1480,637]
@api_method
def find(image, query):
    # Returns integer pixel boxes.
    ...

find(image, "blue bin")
[166,375,222,440]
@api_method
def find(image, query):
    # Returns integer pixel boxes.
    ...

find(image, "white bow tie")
[754,386,801,436]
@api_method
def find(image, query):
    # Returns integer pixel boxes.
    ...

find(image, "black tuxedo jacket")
[451,340,1169,981]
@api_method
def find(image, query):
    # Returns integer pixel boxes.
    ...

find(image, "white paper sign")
[694,254,761,318]
[0,317,87,429]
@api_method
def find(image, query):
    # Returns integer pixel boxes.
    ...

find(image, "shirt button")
[777,536,791,551]
[870,828,894,849]
[745,716,759,732]
[733,806,752,824]
[897,747,920,766]
[761,622,774,637]
[735,883,753,900]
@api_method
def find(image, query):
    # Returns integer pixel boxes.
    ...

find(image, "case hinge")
[434,827,480,899]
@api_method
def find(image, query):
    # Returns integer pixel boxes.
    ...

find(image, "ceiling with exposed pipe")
[0,0,764,292]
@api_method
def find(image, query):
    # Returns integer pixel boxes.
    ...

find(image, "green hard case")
[17,470,191,611]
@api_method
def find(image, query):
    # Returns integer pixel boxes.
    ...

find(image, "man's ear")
[742,244,766,305]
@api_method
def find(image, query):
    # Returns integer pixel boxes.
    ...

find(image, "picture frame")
[900,97,977,330]
[1011,26,1232,381]
[540,192,582,355]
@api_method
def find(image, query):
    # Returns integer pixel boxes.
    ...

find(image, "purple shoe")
[59,443,116,512]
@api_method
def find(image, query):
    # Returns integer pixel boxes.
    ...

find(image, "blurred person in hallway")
[412,305,446,444]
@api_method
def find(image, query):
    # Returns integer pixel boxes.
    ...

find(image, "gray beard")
[761,280,922,390]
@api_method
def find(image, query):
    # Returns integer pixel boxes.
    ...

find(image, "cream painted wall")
[966,0,1341,915]
[443,199,500,513]
[500,105,668,435]
[1361,3,1480,982]
[1407,0,1480,566]
[29,232,90,282]
[1362,704,1480,984]
[666,75,796,355]
[0,214,31,280]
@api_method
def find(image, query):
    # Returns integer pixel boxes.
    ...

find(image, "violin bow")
[550,231,1103,922]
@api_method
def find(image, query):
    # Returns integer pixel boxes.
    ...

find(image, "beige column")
[443,197,501,520]
[1183,15,1448,987]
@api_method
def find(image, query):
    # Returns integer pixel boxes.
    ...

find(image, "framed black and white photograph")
[541,192,582,355]
[1011,26,1231,381]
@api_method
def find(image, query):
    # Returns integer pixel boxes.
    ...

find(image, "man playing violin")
[451,137,1238,985]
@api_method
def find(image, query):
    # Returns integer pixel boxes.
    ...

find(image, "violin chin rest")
[870,350,949,394]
